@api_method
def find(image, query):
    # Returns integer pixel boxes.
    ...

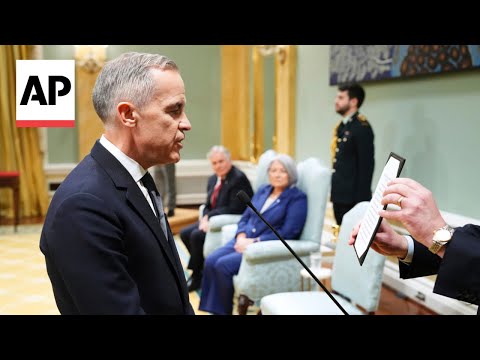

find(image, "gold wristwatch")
[428,224,455,254]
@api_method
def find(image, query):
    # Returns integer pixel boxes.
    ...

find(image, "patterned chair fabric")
[230,154,332,303]
[260,201,386,315]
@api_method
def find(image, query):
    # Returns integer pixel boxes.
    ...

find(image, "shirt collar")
[342,110,357,124]
[99,135,148,182]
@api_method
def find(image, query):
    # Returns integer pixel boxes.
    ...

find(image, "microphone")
[237,190,349,315]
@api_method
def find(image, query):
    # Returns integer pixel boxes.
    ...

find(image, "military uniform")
[330,112,374,225]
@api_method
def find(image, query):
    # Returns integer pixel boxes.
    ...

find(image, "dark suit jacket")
[235,184,308,241]
[40,141,194,315]
[331,112,374,204]
[399,224,480,312]
[202,165,253,218]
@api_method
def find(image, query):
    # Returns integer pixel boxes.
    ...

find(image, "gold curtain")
[0,45,49,219]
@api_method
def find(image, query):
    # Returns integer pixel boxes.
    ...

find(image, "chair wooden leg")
[237,294,253,315]
[13,186,19,232]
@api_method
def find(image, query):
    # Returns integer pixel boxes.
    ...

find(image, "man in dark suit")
[350,177,480,314]
[40,52,194,314]
[330,83,374,225]
[179,145,253,292]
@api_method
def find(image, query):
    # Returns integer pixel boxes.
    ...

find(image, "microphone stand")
[238,191,348,315]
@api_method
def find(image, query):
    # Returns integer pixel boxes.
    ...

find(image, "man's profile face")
[134,69,191,168]
[335,90,353,116]
[209,152,232,178]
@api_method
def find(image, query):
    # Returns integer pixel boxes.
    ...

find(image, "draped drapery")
[0,45,49,219]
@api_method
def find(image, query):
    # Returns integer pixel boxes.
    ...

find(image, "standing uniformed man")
[330,83,374,225]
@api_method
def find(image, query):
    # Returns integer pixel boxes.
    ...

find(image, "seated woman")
[198,154,308,315]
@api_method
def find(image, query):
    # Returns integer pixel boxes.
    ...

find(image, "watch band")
[428,224,455,254]
[428,241,445,254]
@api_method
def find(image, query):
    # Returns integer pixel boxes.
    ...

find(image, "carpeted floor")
[0,229,59,314]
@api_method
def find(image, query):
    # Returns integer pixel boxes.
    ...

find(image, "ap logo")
[16,60,75,127]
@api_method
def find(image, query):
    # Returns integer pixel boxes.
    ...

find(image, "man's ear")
[118,102,136,128]
[350,97,358,109]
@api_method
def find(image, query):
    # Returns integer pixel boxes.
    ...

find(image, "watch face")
[434,229,452,241]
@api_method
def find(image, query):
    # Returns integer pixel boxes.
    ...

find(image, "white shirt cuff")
[399,235,414,264]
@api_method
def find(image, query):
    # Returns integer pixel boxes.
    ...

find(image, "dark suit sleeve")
[45,193,145,314]
[399,240,442,278]
[202,176,216,217]
[433,224,480,305]
[399,224,480,306]
[354,123,374,202]
[206,172,253,218]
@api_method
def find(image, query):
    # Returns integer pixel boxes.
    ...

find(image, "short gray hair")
[268,154,298,187]
[206,145,231,161]
[92,52,179,123]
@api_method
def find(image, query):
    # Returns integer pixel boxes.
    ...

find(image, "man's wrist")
[398,235,414,264]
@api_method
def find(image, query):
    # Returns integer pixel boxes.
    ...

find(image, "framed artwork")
[329,45,480,85]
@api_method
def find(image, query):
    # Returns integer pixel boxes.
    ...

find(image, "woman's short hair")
[268,154,298,187]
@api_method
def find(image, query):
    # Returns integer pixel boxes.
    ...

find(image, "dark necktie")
[141,172,168,239]
[210,178,224,208]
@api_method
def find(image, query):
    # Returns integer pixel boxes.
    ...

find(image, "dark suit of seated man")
[179,145,253,292]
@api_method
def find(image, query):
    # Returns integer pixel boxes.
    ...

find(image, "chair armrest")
[320,230,338,250]
[198,204,205,222]
[208,214,242,232]
[221,224,239,244]
[243,240,320,264]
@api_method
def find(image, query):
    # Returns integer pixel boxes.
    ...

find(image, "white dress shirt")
[99,135,157,217]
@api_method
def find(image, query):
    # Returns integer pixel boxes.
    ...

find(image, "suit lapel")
[125,184,179,280]
[254,186,271,211]
[90,141,180,286]
[206,176,216,206]
[262,197,281,213]
[213,166,236,208]
[260,187,293,215]
[216,178,230,206]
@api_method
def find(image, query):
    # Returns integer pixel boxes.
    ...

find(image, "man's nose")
[180,117,191,131]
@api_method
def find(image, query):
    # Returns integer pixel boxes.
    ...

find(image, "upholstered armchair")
[223,154,332,315]
[203,150,278,258]
[202,213,243,258]
[260,202,386,315]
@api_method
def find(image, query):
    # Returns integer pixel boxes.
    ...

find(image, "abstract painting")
[329,45,480,85]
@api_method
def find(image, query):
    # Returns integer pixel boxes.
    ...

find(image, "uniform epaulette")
[357,113,370,126]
